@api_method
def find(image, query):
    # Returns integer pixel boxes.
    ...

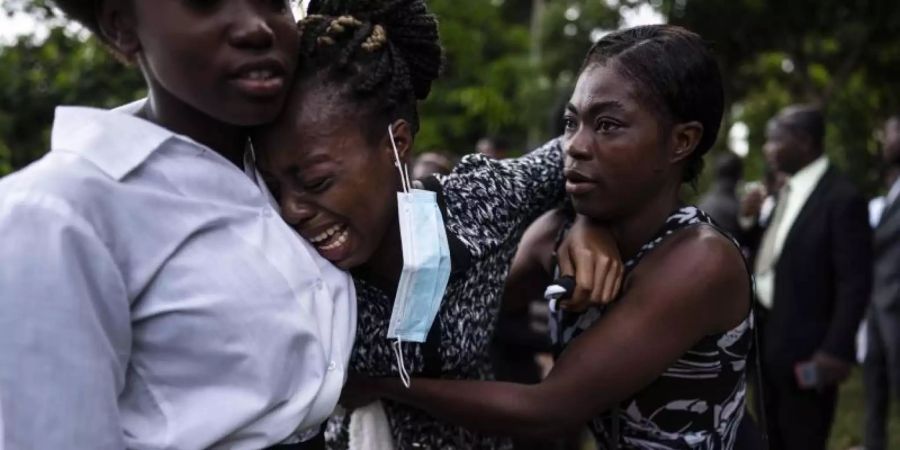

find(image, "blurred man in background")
[863,114,900,450]
[412,151,455,180]
[699,152,744,241]
[754,105,872,450]
[476,136,510,159]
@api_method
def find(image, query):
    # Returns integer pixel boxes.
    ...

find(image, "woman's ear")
[385,119,415,165]
[97,0,141,62]
[669,121,704,164]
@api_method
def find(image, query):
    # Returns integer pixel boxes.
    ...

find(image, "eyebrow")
[566,100,627,116]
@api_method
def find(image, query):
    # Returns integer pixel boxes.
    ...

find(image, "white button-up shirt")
[755,156,830,308]
[0,106,356,450]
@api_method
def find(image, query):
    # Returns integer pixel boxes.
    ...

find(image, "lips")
[564,168,597,195]
[229,58,288,98]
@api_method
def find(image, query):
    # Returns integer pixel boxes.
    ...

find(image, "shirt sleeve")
[440,138,565,256]
[0,193,130,450]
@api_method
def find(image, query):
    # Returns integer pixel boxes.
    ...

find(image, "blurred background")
[1,0,899,447]
[2,0,900,195]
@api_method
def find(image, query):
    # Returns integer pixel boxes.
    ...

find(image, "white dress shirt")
[755,156,830,309]
[886,177,900,212]
[0,106,356,450]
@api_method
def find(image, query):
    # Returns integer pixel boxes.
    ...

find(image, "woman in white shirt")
[0,1,355,449]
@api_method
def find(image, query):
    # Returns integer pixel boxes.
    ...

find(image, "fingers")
[601,258,624,304]
[589,254,612,305]
[565,248,595,312]
[610,263,623,301]
[557,242,574,279]
[560,248,626,311]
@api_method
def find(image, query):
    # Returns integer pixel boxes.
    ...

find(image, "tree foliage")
[2,0,898,198]
[665,0,900,194]
[0,1,145,173]
[0,0,618,175]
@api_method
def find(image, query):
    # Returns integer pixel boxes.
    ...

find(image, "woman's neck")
[141,85,247,169]
[353,215,405,296]
[610,185,682,262]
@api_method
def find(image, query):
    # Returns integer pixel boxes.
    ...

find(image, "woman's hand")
[557,214,623,311]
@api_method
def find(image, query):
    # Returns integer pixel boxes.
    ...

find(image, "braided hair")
[296,0,443,139]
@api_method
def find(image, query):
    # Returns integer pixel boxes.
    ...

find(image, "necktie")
[754,184,791,276]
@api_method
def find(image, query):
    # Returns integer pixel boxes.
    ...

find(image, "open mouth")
[230,60,287,98]
[308,223,350,253]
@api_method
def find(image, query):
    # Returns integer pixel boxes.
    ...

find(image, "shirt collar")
[50,101,178,180]
[887,176,900,206]
[787,155,829,193]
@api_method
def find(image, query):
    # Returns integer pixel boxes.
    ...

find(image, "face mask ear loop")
[388,125,411,194]
[392,338,412,388]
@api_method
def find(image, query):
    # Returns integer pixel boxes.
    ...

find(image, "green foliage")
[667,0,900,195]
[0,6,145,174]
[417,0,617,155]
[0,0,619,174]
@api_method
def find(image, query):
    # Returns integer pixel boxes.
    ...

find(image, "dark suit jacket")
[762,166,873,373]
[698,182,742,242]
[873,191,900,312]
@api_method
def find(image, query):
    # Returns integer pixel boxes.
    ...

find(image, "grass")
[828,368,900,450]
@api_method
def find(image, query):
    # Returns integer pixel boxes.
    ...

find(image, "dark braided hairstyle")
[582,25,724,185]
[296,0,442,140]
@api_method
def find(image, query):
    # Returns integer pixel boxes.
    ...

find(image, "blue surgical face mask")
[386,125,452,387]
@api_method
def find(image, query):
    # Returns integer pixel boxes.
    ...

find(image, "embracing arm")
[362,226,748,438]
[0,195,130,449]
[501,209,565,315]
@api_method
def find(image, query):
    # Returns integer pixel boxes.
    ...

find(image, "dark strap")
[422,313,443,377]
[420,175,473,277]
[751,302,770,449]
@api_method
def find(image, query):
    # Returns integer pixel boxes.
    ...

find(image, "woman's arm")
[356,225,749,438]
[500,209,564,315]
[0,195,130,449]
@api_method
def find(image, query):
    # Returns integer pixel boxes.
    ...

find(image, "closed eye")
[303,177,332,193]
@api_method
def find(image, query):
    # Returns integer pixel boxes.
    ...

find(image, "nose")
[280,192,316,227]
[564,130,592,162]
[227,3,276,50]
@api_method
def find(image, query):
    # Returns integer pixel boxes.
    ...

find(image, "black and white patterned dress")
[551,206,753,450]
[325,139,565,450]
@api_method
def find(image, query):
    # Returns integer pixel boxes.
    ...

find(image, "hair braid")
[296,0,442,136]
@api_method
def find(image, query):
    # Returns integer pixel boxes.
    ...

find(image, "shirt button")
[315,279,324,290]
[327,360,337,371]
[261,208,273,218]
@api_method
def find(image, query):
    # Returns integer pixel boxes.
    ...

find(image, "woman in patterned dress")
[252,1,623,449]
[347,25,756,449]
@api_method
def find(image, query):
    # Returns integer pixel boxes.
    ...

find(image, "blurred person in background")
[739,166,787,259]
[862,114,900,450]
[698,152,744,241]
[753,105,872,450]
[476,136,510,159]
[411,151,454,180]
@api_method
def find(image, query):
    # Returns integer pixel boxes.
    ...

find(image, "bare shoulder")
[630,224,750,331]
